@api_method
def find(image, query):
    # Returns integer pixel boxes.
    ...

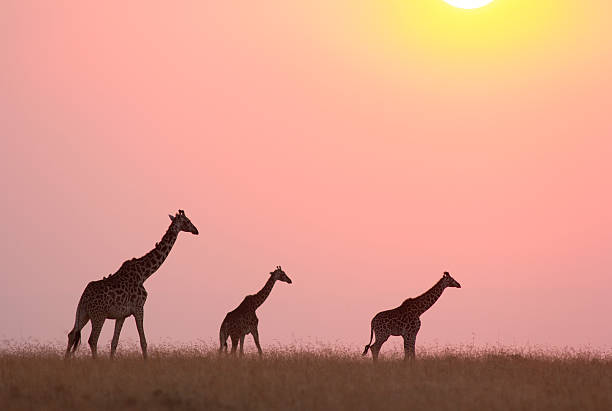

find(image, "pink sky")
[1,1,611,353]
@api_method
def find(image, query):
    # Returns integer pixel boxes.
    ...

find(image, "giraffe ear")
[169,214,175,221]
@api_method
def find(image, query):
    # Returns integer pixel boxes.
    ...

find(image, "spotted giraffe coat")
[363,272,461,361]
[219,266,292,355]
[65,210,198,359]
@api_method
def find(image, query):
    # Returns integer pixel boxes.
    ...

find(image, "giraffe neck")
[135,222,181,283]
[411,278,447,316]
[251,276,277,310]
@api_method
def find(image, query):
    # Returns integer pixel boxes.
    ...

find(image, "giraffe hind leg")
[252,327,263,356]
[370,333,390,363]
[110,317,126,359]
[88,318,105,359]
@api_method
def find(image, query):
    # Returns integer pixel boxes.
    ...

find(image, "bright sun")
[443,0,494,9]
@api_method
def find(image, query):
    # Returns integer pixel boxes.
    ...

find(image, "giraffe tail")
[219,324,228,353]
[362,324,374,356]
[68,298,85,353]
[72,330,81,352]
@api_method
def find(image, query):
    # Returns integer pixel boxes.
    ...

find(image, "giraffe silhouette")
[219,266,292,356]
[363,271,461,361]
[64,210,199,359]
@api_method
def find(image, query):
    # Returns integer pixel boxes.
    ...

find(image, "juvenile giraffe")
[219,266,292,356]
[363,271,461,362]
[64,210,199,359]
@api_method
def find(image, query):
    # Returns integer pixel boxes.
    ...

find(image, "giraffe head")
[168,209,199,235]
[442,271,461,288]
[270,266,292,284]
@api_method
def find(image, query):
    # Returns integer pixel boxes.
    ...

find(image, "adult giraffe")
[363,272,461,361]
[65,210,199,359]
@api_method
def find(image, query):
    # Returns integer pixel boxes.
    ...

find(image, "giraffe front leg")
[403,333,416,361]
[239,335,245,357]
[110,317,126,359]
[406,320,420,361]
[134,310,148,360]
[88,318,105,359]
[251,327,263,356]
[230,335,238,355]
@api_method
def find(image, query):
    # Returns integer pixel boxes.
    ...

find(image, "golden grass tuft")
[1,343,611,410]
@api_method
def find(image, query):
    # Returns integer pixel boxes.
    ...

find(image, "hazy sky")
[1,1,611,353]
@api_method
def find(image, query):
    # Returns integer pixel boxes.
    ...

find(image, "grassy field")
[1,344,611,410]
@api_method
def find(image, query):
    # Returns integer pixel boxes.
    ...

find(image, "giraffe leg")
[406,320,420,361]
[230,335,238,355]
[88,318,105,359]
[134,310,148,360]
[370,333,389,363]
[110,317,126,359]
[402,335,410,361]
[239,335,245,357]
[405,333,417,361]
[252,327,263,356]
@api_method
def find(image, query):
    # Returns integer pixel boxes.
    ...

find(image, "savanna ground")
[1,342,611,411]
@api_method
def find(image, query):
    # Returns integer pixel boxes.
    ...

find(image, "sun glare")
[443,0,494,9]
[376,0,570,66]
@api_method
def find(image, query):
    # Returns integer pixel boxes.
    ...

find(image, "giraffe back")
[80,270,147,320]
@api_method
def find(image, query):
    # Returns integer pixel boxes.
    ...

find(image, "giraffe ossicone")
[363,271,461,362]
[64,210,199,360]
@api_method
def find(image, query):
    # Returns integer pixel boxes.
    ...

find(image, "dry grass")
[1,343,611,411]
